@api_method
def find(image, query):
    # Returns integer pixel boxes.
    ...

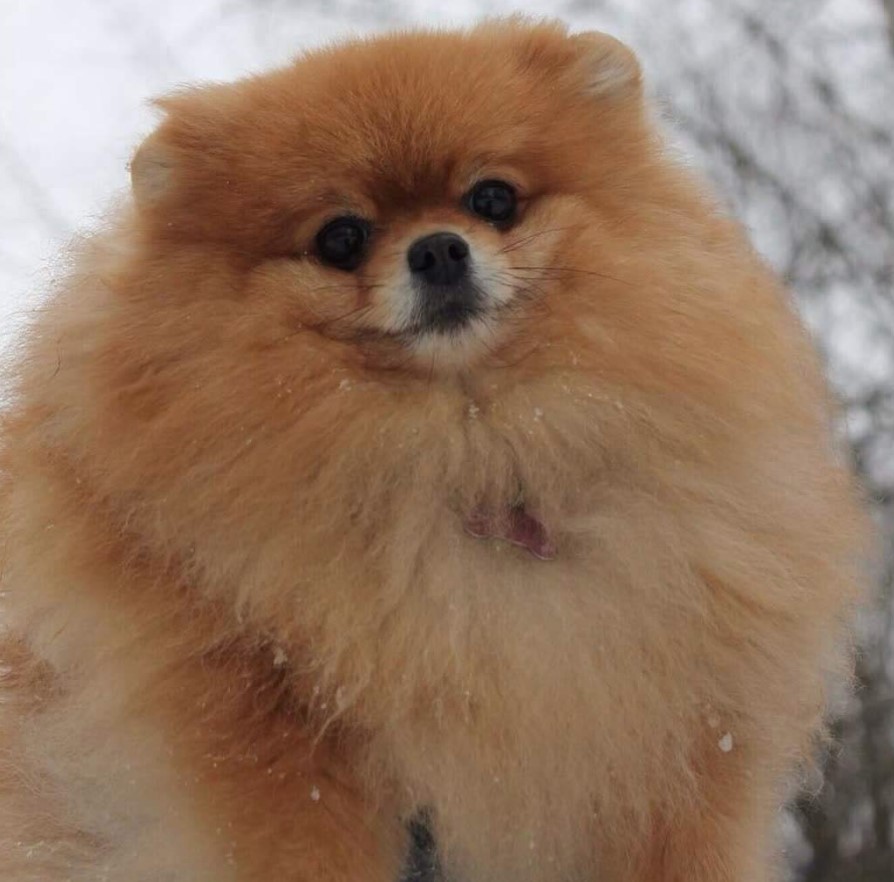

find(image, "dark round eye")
[315,216,371,270]
[465,180,517,225]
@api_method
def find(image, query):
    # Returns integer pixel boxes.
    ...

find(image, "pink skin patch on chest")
[464,506,557,560]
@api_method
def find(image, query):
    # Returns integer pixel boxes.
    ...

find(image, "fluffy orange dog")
[0,19,867,882]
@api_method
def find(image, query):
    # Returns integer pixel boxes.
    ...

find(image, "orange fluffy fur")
[0,19,868,882]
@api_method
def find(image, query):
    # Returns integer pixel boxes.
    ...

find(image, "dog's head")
[130,21,649,372]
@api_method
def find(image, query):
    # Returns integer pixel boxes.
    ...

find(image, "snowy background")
[2,0,892,878]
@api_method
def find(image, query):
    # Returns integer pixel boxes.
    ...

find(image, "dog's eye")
[315,217,371,270]
[465,180,517,225]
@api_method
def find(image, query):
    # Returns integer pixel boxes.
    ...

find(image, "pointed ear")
[129,86,226,212]
[569,31,642,100]
[130,129,176,210]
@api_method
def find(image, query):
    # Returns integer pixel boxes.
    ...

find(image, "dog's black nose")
[407,232,470,286]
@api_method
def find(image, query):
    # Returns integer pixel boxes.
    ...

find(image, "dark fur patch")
[400,812,443,882]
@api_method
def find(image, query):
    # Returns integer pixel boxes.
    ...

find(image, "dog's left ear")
[569,31,642,100]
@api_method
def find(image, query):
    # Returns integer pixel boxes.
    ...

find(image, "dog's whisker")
[498,225,579,254]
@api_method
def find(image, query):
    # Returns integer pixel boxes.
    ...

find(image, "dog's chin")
[405,311,504,373]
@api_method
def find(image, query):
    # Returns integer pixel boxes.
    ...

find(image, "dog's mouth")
[423,302,483,334]
[330,271,515,372]
[411,279,488,336]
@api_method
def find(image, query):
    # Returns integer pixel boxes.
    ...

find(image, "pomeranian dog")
[0,18,868,882]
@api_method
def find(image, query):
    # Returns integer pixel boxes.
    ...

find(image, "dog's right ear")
[129,91,193,214]
[129,86,228,214]
[131,129,175,211]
